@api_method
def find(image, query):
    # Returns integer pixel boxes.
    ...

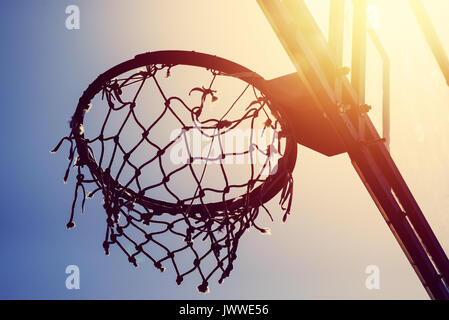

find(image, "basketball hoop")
[53,50,297,292]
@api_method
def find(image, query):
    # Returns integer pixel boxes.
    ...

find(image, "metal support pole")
[409,0,449,86]
[368,30,390,151]
[329,0,346,103]
[257,0,449,299]
[351,0,367,105]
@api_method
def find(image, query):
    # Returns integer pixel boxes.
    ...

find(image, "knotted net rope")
[53,55,295,292]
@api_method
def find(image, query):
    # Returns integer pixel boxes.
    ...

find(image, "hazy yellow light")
[367,4,381,30]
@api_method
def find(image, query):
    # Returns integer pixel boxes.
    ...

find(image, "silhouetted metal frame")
[258,0,449,299]
[329,0,345,104]
[409,0,449,87]
[351,0,367,108]
[348,0,390,150]
[368,30,390,151]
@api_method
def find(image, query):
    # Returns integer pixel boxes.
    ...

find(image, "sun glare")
[367,4,380,30]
